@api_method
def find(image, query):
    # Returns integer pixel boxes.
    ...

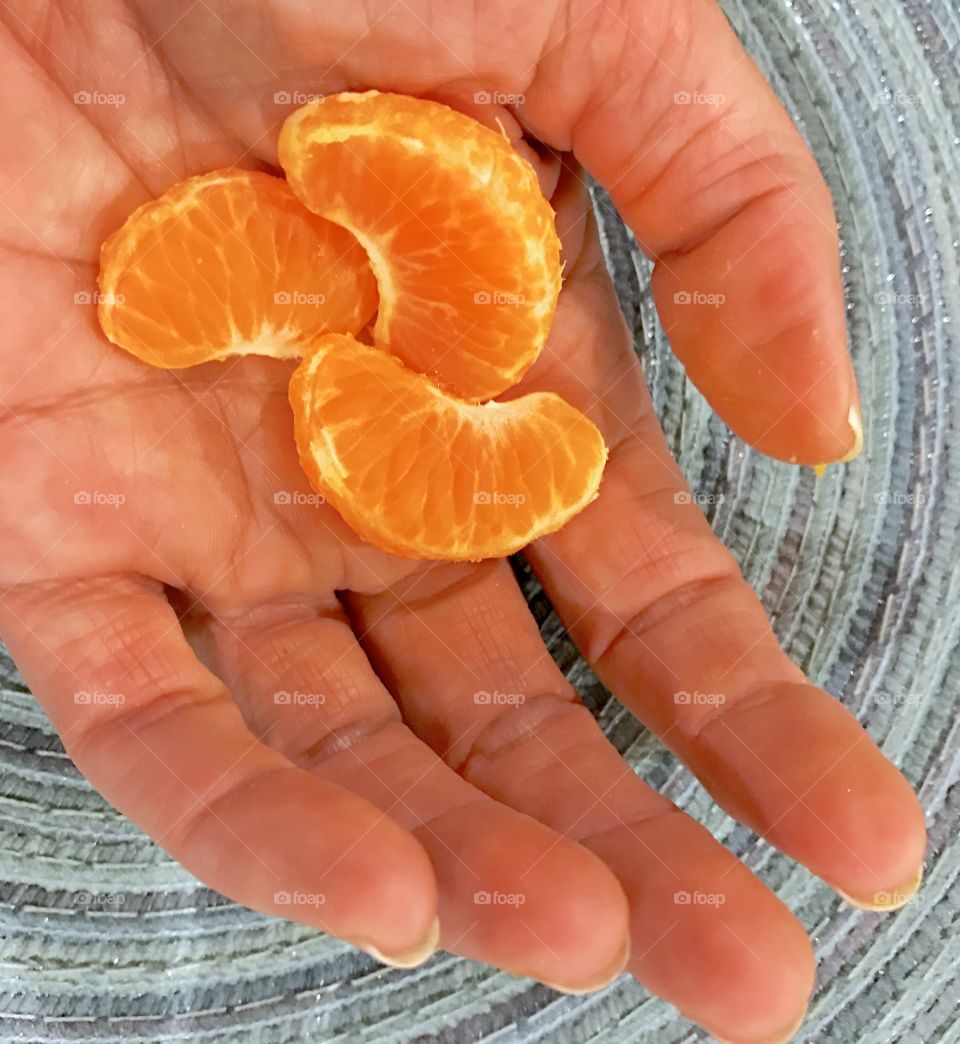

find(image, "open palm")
[0,1,926,1040]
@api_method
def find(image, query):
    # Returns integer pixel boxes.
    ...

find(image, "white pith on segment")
[98,168,376,366]
[278,92,563,398]
[321,208,399,343]
[292,338,607,561]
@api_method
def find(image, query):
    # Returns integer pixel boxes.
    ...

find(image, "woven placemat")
[2,0,958,1040]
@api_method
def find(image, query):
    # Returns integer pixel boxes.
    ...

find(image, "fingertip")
[542,933,631,994]
[690,910,814,1043]
[650,198,859,467]
[176,767,440,959]
[318,799,440,957]
[812,402,864,474]
[673,884,814,1043]
[833,863,924,913]
[539,858,632,992]
[436,807,631,991]
[352,916,441,968]
[601,813,815,1043]
[518,839,633,992]
[695,683,928,904]
[709,1007,810,1044]
[840,401,864,462]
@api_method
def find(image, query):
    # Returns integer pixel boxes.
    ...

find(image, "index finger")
[524,0,860,465]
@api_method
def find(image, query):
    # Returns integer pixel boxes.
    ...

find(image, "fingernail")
[812,403,863,475]
[835,864,923,912]
[839,401,863,462]
[710,1005,808,1043]
[541,934,630,995]
[353,916,440,967]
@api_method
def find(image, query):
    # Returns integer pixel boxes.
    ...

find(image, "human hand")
[0,2,925,1040]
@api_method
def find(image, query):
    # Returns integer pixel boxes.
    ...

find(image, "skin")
[0,1,927,1040]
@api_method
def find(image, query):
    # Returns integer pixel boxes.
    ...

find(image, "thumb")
[523,0,861,465]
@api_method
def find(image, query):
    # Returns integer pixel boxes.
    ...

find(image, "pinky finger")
[0,573,439,965]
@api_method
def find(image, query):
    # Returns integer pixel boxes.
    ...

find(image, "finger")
[190,589,631,991]
[0,573,439,964]
[523,0,860,464]
[521,268,925,907]
[348,561,816,1042]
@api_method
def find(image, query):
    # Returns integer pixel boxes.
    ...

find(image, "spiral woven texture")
[2,0,958,1040]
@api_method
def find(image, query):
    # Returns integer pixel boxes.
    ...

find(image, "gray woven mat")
[2,0,959,1040]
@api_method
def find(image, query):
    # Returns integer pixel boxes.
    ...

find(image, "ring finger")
[348,560,815,1043]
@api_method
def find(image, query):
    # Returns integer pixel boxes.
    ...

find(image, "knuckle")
[454,691,585,776]
[588,566,742,665]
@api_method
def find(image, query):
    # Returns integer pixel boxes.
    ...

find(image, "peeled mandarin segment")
[97,169,378,368]
[278,91,563,402]
[289,334,607,561]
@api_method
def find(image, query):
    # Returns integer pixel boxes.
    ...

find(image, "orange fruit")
[278,91,562,402]
[97,169,378,368]
[289,334,606,560]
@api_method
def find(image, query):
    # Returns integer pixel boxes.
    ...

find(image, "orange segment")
[289,334,607,561]
[98,169,377,368]
[278,91,562,402]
